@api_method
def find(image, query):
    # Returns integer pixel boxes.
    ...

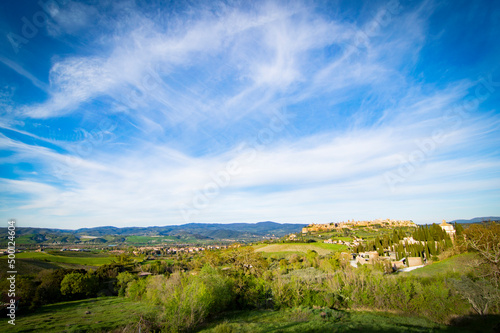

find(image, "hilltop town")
[301,218,416,233]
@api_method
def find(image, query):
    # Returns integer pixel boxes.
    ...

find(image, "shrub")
[126,276,148,300]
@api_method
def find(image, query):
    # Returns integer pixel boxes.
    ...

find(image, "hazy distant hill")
[449,216,500,224]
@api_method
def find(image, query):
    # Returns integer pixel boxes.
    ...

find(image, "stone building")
[439,220,456,238]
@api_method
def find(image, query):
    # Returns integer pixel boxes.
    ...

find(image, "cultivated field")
[1,251,116,266]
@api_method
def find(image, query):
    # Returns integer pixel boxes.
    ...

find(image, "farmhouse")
[407,256,423,267]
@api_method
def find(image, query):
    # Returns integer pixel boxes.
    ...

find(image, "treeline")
[0,260,130,311]
[351,224,456,260]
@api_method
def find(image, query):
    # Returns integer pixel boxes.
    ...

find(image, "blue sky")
[0,0,499,229]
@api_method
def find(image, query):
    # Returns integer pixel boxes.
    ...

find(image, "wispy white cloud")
[17,2,357,127]
[2,0,499,228]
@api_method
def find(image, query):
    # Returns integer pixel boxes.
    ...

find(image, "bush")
[116,271,136,296]
[232,275,271,309]
[126,277,148,300]
[126,265,234,332]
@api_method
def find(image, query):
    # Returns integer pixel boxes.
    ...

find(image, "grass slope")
[195,308,463,333]
[0,297,153,332]
[0,258,62,275]
[404,252,477,278]
[254,243,346,256]
[2,297,497,332]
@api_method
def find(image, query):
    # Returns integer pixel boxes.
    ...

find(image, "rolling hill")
[449,216,500,224]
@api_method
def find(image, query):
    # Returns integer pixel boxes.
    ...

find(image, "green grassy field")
[310,234,353,241]
[13,234,40,245]
[0,251,116,266]
[195,307,468,333]
[334,236,352,241]
[404,252,478,278]
[254,242,347,256]
[4,298,495,333]
[0,297,155,332]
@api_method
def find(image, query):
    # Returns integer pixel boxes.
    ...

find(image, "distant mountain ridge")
[449,216,500,224]
[1,221,307,241]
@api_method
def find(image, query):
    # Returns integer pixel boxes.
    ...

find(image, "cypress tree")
[392,230,399,244]
[428,240,435,255]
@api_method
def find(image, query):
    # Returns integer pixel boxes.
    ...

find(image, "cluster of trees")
[352,225,455,260]
[413,223,461,242]
[125,253,470,331]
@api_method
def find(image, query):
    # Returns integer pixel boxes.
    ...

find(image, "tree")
[227,247,268,276]
[392,230,400,244]
[60,272,98,298]
[450,223,500,315]
[95,263,126,281]
[33,269,76,307]
[452,275,500,315]
[464,223,500,285]
[397,244,404,260]
[114,253,133,265]
[305,250,319,268]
